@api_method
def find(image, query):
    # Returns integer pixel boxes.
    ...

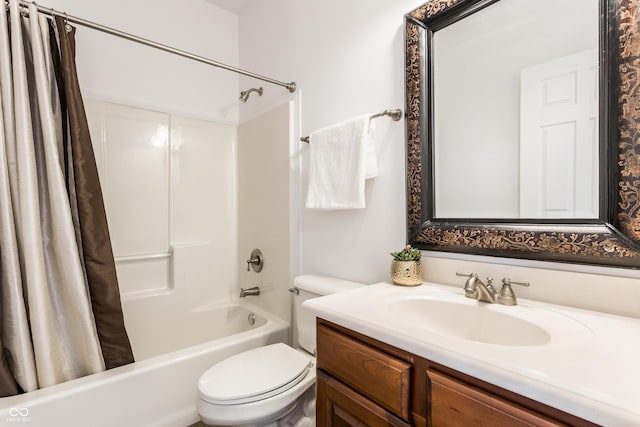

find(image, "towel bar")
[300,109,403,143]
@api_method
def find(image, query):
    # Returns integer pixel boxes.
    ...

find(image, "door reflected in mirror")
[432,0,599,219]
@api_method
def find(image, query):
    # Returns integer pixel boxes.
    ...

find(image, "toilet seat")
[198,343,312,405]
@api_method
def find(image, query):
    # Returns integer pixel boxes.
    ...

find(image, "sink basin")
[385,291,591,347]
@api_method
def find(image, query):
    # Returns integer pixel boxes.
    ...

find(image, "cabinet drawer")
[428,368,566,427]
[317,370,411,427]
[317,324,411,420]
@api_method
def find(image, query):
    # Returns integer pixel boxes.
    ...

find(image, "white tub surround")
[304,282,640,426]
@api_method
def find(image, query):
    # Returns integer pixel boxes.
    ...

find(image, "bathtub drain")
[248,312,256,326]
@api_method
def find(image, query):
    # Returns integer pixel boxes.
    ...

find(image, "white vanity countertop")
[303,281,640,426]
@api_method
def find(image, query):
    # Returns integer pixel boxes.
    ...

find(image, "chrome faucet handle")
[246,248,264,272]
[497,277,530,306]
[456,272,475,278]
[501,277,530,288]
[485,277,497,293]
[246,257,260,271]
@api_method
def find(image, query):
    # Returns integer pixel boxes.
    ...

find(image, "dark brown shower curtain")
[51,16,134,370]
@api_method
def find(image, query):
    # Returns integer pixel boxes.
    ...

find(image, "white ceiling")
[203,0,250,15]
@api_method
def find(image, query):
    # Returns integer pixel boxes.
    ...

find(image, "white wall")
[239,0,424,284]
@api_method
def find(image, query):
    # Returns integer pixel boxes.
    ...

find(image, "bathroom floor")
[187,421,207,426]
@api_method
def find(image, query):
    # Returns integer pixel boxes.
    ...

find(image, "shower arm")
[239,87,263,103]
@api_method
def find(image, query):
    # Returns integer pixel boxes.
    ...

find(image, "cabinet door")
[317,323,412,420]
[428,369,566,427]
[317,371,412,427]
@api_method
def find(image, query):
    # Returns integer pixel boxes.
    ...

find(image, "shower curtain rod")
[16,0,297,93]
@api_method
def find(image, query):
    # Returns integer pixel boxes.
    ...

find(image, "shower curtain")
[0,0,134,397]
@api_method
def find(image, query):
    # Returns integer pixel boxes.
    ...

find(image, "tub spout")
[240,286,260,298]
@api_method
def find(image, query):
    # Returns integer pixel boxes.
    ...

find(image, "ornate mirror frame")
[405,0,640,268]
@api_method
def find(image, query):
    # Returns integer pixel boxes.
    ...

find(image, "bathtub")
[0,301,288,427]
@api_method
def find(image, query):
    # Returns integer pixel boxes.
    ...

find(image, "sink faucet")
[456,273,497,303]
[456,273,530,305]
[240,286,260,298]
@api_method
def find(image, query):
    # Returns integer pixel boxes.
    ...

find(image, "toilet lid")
[198,343,312,405]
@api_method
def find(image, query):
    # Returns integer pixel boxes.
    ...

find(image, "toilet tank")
[293,274,364,355]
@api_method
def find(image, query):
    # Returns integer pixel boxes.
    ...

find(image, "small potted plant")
[390,245,423,286]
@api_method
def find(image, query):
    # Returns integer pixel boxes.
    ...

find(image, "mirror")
[433,0,598,219]
[405,0,640,267]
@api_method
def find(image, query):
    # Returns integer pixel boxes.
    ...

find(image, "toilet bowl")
[197,274,363,426]
[198,343,316,426]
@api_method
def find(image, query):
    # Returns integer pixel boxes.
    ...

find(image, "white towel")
[305,115,377,210]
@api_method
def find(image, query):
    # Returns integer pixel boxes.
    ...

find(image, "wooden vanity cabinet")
[316,319,597,427]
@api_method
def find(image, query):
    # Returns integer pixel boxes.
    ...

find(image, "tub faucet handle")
[246,248,263,272]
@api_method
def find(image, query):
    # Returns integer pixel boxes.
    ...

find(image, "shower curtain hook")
[64,12,72,32]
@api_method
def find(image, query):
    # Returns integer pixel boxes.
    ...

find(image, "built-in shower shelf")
[114,251,172,263]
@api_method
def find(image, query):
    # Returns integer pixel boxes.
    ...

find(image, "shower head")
[239,87,263,103]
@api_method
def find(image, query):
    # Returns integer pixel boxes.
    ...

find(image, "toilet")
[197,274,364,427]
